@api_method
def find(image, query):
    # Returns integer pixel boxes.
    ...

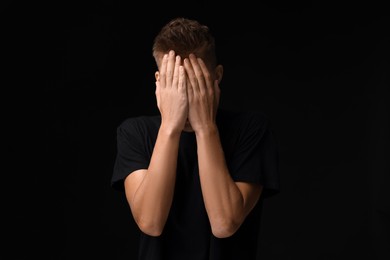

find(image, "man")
[111,17,280,260]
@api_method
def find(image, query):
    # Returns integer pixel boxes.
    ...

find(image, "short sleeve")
[228,113,280,198]
[111,119,150,191]
[257,125,280,198]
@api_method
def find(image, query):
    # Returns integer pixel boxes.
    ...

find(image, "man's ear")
[155,71,160,82]
[215,65,223,84]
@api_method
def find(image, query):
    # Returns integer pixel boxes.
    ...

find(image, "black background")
[5,0,389,259]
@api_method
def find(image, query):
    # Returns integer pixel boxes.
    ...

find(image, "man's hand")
[184,53,220,134]
[155,50,188,134]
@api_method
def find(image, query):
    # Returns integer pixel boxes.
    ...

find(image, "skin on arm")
[184,54,263,238]
[124,51,188,237]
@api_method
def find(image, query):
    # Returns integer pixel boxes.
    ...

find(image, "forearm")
[196,125,245,237]
[131,126,180,235]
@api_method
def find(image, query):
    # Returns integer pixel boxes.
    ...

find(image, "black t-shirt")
[111,108,280,260]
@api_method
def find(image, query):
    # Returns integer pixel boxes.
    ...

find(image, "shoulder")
[217,108,269,134]
[117,115,161,136]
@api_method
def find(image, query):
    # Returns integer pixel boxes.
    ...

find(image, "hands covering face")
[155,50,220,133]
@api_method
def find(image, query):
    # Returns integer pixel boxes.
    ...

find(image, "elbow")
[210,218,240,238]
[135,218,164,237]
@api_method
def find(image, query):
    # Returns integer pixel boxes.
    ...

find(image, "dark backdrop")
[7,1,389,259]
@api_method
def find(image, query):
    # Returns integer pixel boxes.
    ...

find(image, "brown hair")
[152,17,217,68]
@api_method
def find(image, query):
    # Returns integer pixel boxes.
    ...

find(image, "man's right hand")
[155,50,188,134]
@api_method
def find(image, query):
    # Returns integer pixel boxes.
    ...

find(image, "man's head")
[152,17,223,83]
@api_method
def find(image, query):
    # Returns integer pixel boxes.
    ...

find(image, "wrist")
[194,123,218,138]
[159,123,183,138]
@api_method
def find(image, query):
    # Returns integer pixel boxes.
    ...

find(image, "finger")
[172,55,181,89]
[155,80,161,108]
[159,53,168,88]
[186,73,194,102]
[178,65,186,94]
[166,50,176,88]
[189,54,207,94]
[197,57,213,91]
[184,56,199,94]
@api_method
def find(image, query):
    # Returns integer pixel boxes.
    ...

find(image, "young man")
[111,17,280,260]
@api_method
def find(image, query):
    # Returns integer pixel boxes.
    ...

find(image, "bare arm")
[124,128,180,237]
[124,51,188,237]
[185,54,262,238]
[196,127,262,238]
